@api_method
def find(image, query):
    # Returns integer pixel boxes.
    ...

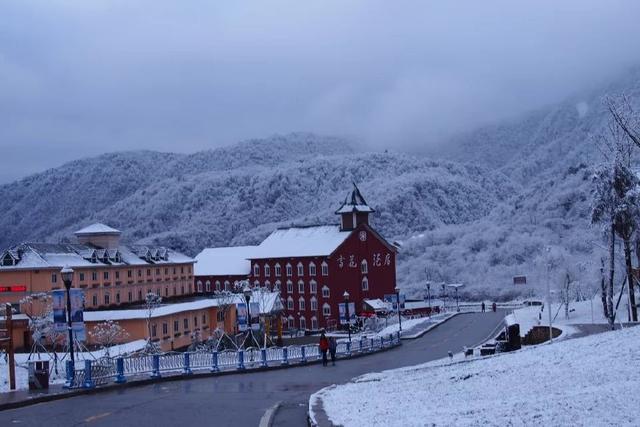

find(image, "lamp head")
[60,265,74,285]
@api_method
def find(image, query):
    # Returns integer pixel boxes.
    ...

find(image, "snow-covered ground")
[327,313,451,342]
[0,339,147,393]
[512,293,635,338]
[310,325,640,426]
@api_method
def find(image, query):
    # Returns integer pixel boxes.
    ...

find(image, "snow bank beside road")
[311,325,640,426]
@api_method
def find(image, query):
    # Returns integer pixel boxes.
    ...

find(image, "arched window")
[264,264,270,277]
[322,303,331,316]
[224,280,230,291]
[254,280,260,288]
[311,316,318,330]
[297,262,304,276]
[322,286,330,298]
[310,296,318,311]
[361,260,368,274]
[309,262,316,276]
[299,297,306,311]
[286,263,293,277]
[309,280,317,294]
[286,280,293,294]
[196,280,203,293]
[362,276,369,291]
[321,261,329,276]
[287,296,294,310]
[215,281,221,291]
[275,263,281,276]
[253,264,260,276]
[205,280,211,292]
[298,280,305,294]
[299,316,307,330]
[287,315,294,329]
[264,280,271,291]
[275,280,281,292]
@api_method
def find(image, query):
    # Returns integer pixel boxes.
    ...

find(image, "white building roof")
[74,223,121,235]
[364,298,389,311]
[194,246,257,276]
[251,225,351,259]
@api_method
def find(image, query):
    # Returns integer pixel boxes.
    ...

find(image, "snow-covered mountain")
[2,70,640,300]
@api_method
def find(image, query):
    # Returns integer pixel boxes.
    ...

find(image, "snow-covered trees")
[89,320,129,358]
[143,292,162,353]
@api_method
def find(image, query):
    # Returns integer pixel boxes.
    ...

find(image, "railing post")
[261,348,267,368]
[238,350,245,370]
[281,347,289,366]
[359,338,365,353]
[396,330,401,344]
[183,353,193,375]
[83,360,95,389]
[370,337,374,351]
[211,351,219,373]
[115,357,126,384]
[301,346,307,363]
[346,341,351,356]
[64,360,74,388]
[151,354,161,379]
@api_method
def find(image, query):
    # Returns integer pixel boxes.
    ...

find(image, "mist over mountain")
[2,71,640,299]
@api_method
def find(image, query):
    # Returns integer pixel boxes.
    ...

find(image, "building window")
[224,281,230,291]
[309,262,316,276]
[115,271,120,280]
[138,270,142,277]
[116,292,121,303]
[51,273,57,283]
[362,276,369,291]
[104,293,110,305]
[205,281,211,292]
[264,264,270,277]
[174,320,179,332]
[299,317,306,330]
[264,280,271,291]
[215,281,221,292]
[127,270,132,278]
[151,324,157,337]
[92,272,98,281]
[322,286,330,298]
[322,303,331,316]
[197,280,203,293]
[361,260,368,274]
[180,285,184,295]
[173,286,177,296]
[287,297,294,310]
[287,280,293,294]
[128,291,132,302]
[288,316,294,329]
[79,273,85,282]
[173,267,176,275]
[275,264,281,276]
[92,294,98,306]
[164,287,169,297]
[194,316,198,327]
[147,269,151,276]
[253,264,260,276]
[103,271,109,280]
[217,311,224,322]
[165,268,169,275]
[321,262,328,276]
[162,323,168,335]
[299,297,306,311]
[183,318,189,330]
[311,297,318,311]
[156,268,160,275]
[310,280,317,294]
[298,280,304,294]
[138,290,142,300]
[311,316,318,330]
[286,263,292,277]
[297,262,304,276]
[275,280,281,292]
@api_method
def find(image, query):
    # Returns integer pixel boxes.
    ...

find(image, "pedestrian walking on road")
[481,302,485,312]
[492,302,497,312]
[319,331,329,367]
[329,337,337,366]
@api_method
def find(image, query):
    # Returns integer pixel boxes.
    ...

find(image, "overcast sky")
[2,1,640,183]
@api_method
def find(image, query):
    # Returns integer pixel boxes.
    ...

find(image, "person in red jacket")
[319,331,329,366]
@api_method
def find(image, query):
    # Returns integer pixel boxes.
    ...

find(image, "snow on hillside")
[310,326,640,426]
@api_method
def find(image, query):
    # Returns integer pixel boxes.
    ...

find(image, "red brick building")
[194,246,257,293]
[248,185,397,331]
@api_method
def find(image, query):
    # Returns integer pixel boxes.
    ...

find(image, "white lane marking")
[259,401,282,427]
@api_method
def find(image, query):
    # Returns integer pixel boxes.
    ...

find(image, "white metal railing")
[64,332,400,389]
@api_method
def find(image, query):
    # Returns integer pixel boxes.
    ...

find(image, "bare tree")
[144,292,162,353]
[89,320,129,358]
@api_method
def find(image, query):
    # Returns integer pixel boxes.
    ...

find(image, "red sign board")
[0,285,27,293]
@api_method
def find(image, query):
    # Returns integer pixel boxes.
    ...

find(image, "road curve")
[0,311,506,427]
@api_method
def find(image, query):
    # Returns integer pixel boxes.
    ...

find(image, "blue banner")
[237,303,248,331]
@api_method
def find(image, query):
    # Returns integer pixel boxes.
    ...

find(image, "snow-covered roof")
[0,242,194,271]
[335,183,375,214]
[74,223,121,235]
[251,225,351,259]
[194,246,257,276]
[364,299,389,311]
[84,291,283,321]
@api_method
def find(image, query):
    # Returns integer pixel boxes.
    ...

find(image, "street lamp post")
[426,281,432,316]
[60,266,75,365]
[394,286,402,332]
[343,291,351,343]
[441,283,446,312]
[243,285,252,347]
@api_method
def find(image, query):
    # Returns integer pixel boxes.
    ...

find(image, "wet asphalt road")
[0,311,506,427]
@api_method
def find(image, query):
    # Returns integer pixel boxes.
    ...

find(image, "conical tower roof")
[335,183,374,214]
